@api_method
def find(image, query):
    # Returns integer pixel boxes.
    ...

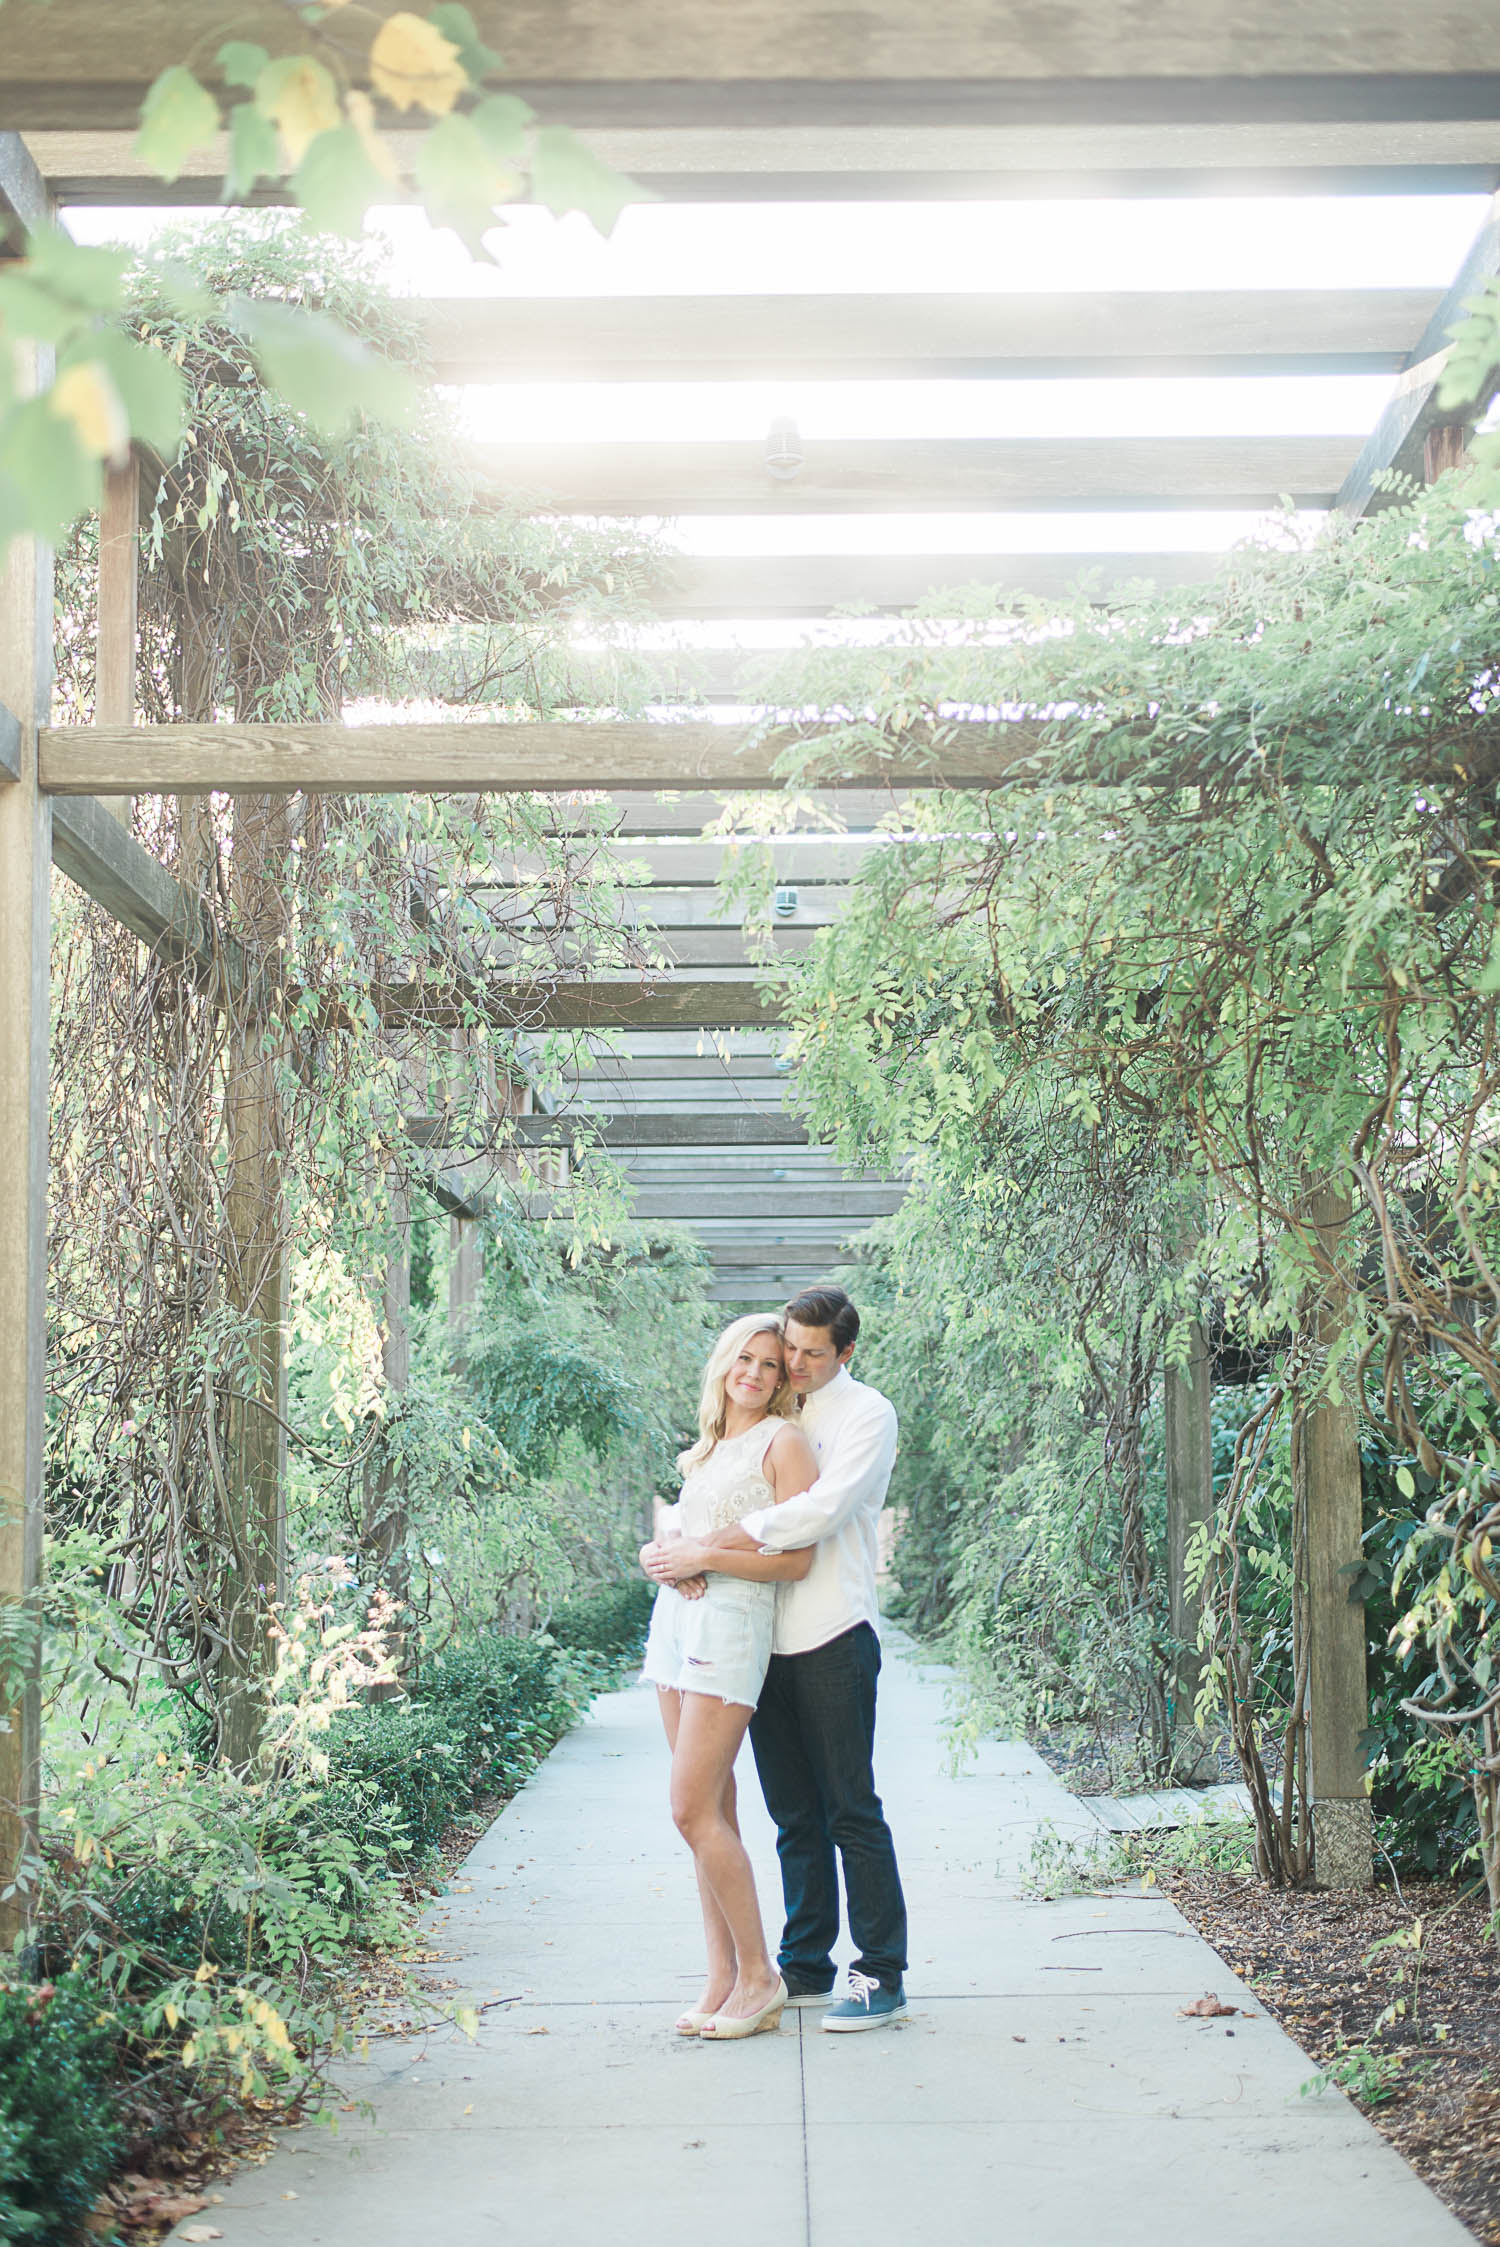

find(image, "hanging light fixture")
[765,416,803,481]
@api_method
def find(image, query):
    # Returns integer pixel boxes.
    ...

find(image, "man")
[645,1285,909,2032]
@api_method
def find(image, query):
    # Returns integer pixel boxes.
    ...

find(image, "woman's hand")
[640,1540,709,1599]
[642,1536,712,1584]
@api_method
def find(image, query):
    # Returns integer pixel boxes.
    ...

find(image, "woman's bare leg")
[670,1693,779,2018]
[658,1687,737,2013]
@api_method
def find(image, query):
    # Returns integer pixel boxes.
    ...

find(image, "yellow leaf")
[257,55,342,168]
[370,13,466,114]
[49,362,129,464]
[345,89,401,183]
[164,2002,179,2029]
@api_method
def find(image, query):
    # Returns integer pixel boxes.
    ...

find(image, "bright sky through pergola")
[65,193,1489,597]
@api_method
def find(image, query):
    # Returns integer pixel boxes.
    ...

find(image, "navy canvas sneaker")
[821,1970,907,2032]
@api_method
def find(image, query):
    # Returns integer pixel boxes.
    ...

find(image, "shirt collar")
[800,1366,854,1421]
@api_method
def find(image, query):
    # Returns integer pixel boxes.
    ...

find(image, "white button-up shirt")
[738,1366,899,1657]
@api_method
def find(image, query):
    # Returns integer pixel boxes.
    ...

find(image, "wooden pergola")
[5,0,1500,1916]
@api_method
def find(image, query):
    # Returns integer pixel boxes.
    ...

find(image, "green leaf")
[224,98,281,201]
[427,4,503,85]
[80,330,185,454]
[416,112,516,258]
[218,41,271,91]
[293,124,391,238]
[230,297,415,436]
[470,91,534,165]
[135,65,221,185]
[0,393,100,544]
[16,224,128,316]
[529,124,643,237]
[0,267,89,345]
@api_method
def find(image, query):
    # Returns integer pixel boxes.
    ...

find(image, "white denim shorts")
[639,1575,776,1710]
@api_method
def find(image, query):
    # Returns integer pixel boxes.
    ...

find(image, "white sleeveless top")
[676,1417,781,1538]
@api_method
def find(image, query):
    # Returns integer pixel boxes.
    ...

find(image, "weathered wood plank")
[0,130,48,226]
[382,975,781,1030]
[1300,1184,1374,1888]
[1336,188,1500,518]
[30,121,1500,208]
[0,414,52,1941]
[425,290,1439,385]
[409,1109,808,1147]
[528,1186,900,1220]
[556,789,929,836]
[95,452,139,827]
[9,0,1500,127]
[0,699,20,783]
[654,551,1220,617]
[478,433,1359,515]
[38,718,1056,795]
[49,792,225,968]
[489,840,875,885]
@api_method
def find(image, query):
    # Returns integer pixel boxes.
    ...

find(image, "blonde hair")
[677,1314,794,1475]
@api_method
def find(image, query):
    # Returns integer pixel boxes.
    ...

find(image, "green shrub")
[546,1579,653,1655]
[322,1634,568,1858]
[0,1973,121,2246]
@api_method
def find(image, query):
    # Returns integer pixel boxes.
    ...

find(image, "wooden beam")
[0,423,52,1942]
[38,717,1060,795]
[31,118,1500,209]
[1299,1184,1373,1889]
[10,10,1500,130]
[448,1215,484,1360]
[577,1186,904,1219]
[217,797,290,1769]
[0,131,47,227]
[705,1249,880,1267]
[1165,1310,1218,1781]
[94,451,139,826]
[413,1111,809,1147]
[477,434,1359,515]
[1336,190,1500,518]
[425,290,1439,385]
[553,789,930,836]
[49,792,225,971]
[652,552,1221,618]
[386,976,782,1031]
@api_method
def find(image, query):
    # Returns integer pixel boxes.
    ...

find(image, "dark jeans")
[749,1622,908,1992]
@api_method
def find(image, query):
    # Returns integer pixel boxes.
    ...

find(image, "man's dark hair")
[784,1285,859,1353]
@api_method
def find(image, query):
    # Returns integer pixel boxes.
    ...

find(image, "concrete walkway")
[178,1634,1471,2247]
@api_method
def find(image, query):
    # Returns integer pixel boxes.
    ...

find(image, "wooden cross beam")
[35,719,1049,797]
[472,433,1359,515]
[1335,187,1500,518]
[410,1111,811,1147]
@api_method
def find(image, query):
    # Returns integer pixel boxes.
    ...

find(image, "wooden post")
[364,1182,410,1691]
[0,504,53,1940]
[95,452,137,826]
[1299,1184,1373,1888]
[1164,1313,1218,1781]
[217,795,290,1768]
[448,1215,483,1361]
[1423,423,1469,481]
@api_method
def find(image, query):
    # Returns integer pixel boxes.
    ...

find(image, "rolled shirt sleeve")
[738,1397,898,1552]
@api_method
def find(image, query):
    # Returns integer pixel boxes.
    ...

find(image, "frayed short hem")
[645,1675,759,1712]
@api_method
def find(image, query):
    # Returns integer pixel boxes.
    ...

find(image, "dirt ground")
[1165,1871,1500,2245]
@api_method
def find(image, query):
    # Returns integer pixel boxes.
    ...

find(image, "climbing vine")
[752,482,1500,1897]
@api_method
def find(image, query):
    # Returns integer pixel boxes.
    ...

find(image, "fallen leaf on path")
[527,2026,549,2036]
[1177,1994,1250,2018]
[180,2228,224,2242]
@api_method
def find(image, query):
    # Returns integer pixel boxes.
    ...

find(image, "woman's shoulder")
[764,1416,815,1461]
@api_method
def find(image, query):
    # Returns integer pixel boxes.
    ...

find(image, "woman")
[639,1315,818,2041]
